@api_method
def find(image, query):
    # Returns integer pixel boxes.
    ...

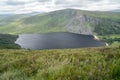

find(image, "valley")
[0,9,120,80]
[0,9,120,47]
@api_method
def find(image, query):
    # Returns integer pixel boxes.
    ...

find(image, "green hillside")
[0,34,20,49]
[0,9,120,35]
[0,46,120,80]
[99,34,120,45]
[0,9,120,80]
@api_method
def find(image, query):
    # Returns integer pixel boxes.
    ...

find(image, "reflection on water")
[15,32,106,50]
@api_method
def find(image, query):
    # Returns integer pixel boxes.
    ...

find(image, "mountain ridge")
[0,9,120,35]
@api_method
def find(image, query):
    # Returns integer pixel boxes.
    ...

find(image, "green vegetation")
[99,35,120,46]
[0,34,20,49]
[0,46,120,80]
[0,9,120,80]
[0,9,120,35]
[94,19,120,35]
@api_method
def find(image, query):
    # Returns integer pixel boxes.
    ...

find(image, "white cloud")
[84,0,120,11]
[0,0,120,14]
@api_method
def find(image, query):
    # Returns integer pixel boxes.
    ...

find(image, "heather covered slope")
[0,9,120,35]
[0,47,120,80]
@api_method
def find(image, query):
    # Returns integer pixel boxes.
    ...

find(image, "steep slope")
[0,9,120,35]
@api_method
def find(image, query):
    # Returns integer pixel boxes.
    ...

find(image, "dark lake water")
[15,32,106,50]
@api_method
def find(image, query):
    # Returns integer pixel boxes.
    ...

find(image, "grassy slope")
[0,34,20,49]
[0,11,71,34]
[0,46,120,80]
[0,9,120,35]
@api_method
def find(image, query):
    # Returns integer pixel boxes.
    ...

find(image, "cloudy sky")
[0,0,120,14]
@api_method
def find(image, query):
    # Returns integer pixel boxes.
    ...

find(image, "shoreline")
[93,35,109,46]
[105,42,109,46]
[93,35,100,40]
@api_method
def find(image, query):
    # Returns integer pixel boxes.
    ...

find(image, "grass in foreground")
[0,46,120,80]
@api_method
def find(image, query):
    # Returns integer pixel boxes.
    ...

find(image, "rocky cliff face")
[65,15,94,34]
[64,10,120,35]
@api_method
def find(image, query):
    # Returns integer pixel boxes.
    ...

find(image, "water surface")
[15,32,106,50]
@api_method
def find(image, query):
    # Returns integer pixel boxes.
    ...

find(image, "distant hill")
[0,9,120,35]
[0,12,42,26]
[111,9,120,12]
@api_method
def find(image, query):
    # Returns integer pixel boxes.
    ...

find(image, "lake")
[15,32,106,50]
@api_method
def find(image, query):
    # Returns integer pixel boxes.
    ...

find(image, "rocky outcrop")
[65,15,99,35]
[65,13,120,35]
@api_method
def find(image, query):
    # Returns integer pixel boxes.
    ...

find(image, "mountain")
[111,9,120,12]
[0,9,120,35]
